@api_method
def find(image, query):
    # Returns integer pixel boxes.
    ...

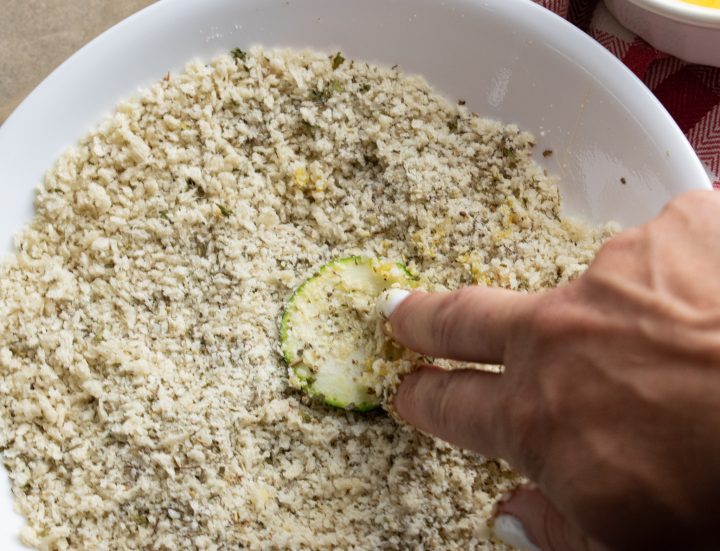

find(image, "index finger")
[385,286,540,364]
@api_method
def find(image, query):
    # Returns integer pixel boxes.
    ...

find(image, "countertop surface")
[1,0,155,123]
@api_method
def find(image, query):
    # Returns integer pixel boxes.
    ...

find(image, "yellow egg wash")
[678,0,720,8]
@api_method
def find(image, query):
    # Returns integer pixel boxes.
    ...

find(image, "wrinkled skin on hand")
[389,190,720,551]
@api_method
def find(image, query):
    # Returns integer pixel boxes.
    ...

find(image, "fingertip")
[376,288,415,319]
[495,486,550,547]
[493,514,542,551]
[496,486,594,551]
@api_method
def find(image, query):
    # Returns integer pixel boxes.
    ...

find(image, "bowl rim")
[625,0,720,28]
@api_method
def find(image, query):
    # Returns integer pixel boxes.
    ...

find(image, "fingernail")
[376,289,411,319]
[492,483,539,516]
[493,515,541,551]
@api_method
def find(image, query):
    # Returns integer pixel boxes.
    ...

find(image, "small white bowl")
[605,0,720,67]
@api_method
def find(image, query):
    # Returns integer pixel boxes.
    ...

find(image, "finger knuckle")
[669,189,710,210]
[502,389,546,477]
[663,189,720,231]
[523,290,573,341]
[427,374,457,430]
[660,189,712,223]
[594,227,642,260]
[430,288,474,355]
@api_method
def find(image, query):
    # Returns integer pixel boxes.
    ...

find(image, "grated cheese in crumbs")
[0,48,617,550]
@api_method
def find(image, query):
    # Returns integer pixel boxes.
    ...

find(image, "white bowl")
[0,0,711,547]
[605,0,720,66]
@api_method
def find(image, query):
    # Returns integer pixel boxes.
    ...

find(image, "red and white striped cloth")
[536,0,720,188]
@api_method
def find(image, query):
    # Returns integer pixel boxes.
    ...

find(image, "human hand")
[382,190,720,551]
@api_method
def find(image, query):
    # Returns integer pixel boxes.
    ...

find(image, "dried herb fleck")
[331,52,345,70]
[216,204,233,217]
[542,149,553,157]
[359,83,371,94]
[300,120,316,135]
[187,177,205,197]
[159,210,172,223]
[312,87,332,102]
[131,514,149,527]
[230,48,247,61]
[312,79,343,102]
[620,177,627,185]
[458,99,466,106]
[330,79,343,93]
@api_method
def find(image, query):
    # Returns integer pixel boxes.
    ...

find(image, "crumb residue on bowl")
[0,48,616,549]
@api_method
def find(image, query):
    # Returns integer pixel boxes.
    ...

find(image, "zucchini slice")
[280,256,419,411]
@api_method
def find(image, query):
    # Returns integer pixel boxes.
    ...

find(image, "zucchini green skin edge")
[280,256,418,412]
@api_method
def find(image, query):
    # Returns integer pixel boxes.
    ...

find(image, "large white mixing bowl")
[0,0,711,547]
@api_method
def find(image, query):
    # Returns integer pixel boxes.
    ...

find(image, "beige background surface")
[1,0,156,123]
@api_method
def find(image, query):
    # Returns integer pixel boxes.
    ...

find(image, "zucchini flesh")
[280,257,418,411]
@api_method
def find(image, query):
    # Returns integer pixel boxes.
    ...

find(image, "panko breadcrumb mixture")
[0,48,616,550]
